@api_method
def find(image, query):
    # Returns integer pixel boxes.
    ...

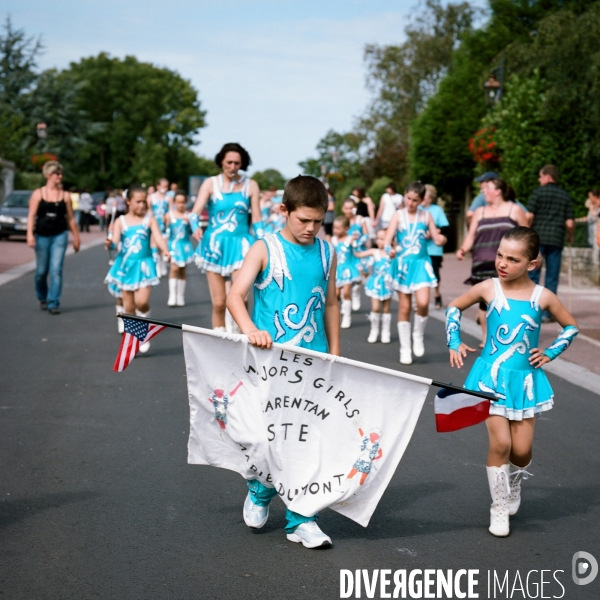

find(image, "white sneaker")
[139,341,151,354]
[286,521,332,548]
[116,306,124,333]
[243,493,269,529]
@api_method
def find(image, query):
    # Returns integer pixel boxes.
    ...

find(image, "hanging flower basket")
[468,128,500,165]
[31,153,58,169]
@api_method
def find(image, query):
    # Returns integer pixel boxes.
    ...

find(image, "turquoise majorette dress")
[150,192,170,236]
[364,249,393,300]
[264,212,285,234]
[332,235,362,288]
[107,250,122,298]
[104,214,160,291]
[391,207,437,293]
[464,279,554,420]
[194,175,255,276]
[168,211,194,267]
[349,217,371,274]
[252,232,333,352]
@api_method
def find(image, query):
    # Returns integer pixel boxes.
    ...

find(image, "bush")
[15,171,44,190]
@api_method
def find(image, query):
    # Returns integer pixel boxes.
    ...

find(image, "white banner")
[183,325,430,527]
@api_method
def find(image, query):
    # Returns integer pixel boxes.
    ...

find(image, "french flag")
[434,387,491,433]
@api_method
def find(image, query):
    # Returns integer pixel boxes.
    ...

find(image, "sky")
[8,1,434,177]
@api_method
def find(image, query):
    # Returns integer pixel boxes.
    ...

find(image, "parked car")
[0,190,32,238]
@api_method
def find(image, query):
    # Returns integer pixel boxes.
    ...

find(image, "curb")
[0,237,105,288]
[429,310,600,397]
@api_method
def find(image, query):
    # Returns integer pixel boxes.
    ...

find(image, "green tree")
[252,168,287,191]
[62,53,207,189]
[0,17,43,167]
[357,0,477,184]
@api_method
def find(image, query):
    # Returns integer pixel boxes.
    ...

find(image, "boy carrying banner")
[227,175,340,548]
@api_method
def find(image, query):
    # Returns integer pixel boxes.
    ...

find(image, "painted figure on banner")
[209,381,243,431]
[347,427,383,485]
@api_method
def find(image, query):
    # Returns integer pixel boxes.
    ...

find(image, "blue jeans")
[247,479,316,534]
[529,244,562,316]
[34,231,68,309]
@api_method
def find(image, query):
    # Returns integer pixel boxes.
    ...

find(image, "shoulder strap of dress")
[318,238,334,281]
[142,212,151,227]
[530,285,544,311]
[487,277,510,316]
[119,215,127,230]
[211,176,222,200]
[242,177,251,198]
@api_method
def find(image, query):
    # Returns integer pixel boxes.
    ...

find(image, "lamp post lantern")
[36,122,47,139]
[483,57,505,105]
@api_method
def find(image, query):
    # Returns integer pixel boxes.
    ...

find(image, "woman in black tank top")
[26,161,80,314]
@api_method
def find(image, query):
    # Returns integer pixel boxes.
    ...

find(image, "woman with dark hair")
[457,178,528,345]
[190,143,261,331]
[350,186,375,221]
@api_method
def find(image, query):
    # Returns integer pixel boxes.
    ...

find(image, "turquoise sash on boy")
[252,232,333,353]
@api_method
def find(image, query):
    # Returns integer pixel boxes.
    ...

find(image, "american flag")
[113,317,166,372]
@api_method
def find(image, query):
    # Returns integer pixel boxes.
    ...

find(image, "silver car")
[0,190,32,238]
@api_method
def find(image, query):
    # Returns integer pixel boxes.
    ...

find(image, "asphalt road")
[1,246,599,600]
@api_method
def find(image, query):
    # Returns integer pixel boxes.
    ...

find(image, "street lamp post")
[36,122,47,139]
[483,57,505,105]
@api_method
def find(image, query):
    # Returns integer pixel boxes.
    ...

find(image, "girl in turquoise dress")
[383,182,446,365]
[189,143,261,331]
[149,179,171,277]
[354,229,393,344]
[165,191,194,307]
[446,226,578,538]
[105,186,170,353]
[342,198,370,311]
[332,215,362,329]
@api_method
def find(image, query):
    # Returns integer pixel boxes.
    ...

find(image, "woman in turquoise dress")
[446,226,578,538]
[383,182,446,365]
[190,143,261,330]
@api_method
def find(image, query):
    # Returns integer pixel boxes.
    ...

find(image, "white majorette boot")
[341,299,352,329]
[136,309,151,353]
[397,321,413,364]
[412,314,428,358]
[367,312,380,343]
[508,461,532,516]
[486,465,510,537]
[381,313,391,344]
[176,279,186,307]
[167,278,177,307]
[116,304,124,333]
[351,284,361,311]
[160,256,169,277]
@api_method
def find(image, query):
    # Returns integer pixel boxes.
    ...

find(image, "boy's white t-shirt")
[379,193,404,225]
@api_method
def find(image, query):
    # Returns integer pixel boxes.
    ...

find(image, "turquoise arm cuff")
[252,221,265,239]
[445,307,463,351]
[189,212,200,233]
[543,325,579,360]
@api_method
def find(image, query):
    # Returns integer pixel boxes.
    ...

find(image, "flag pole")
[117,314,497,401]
